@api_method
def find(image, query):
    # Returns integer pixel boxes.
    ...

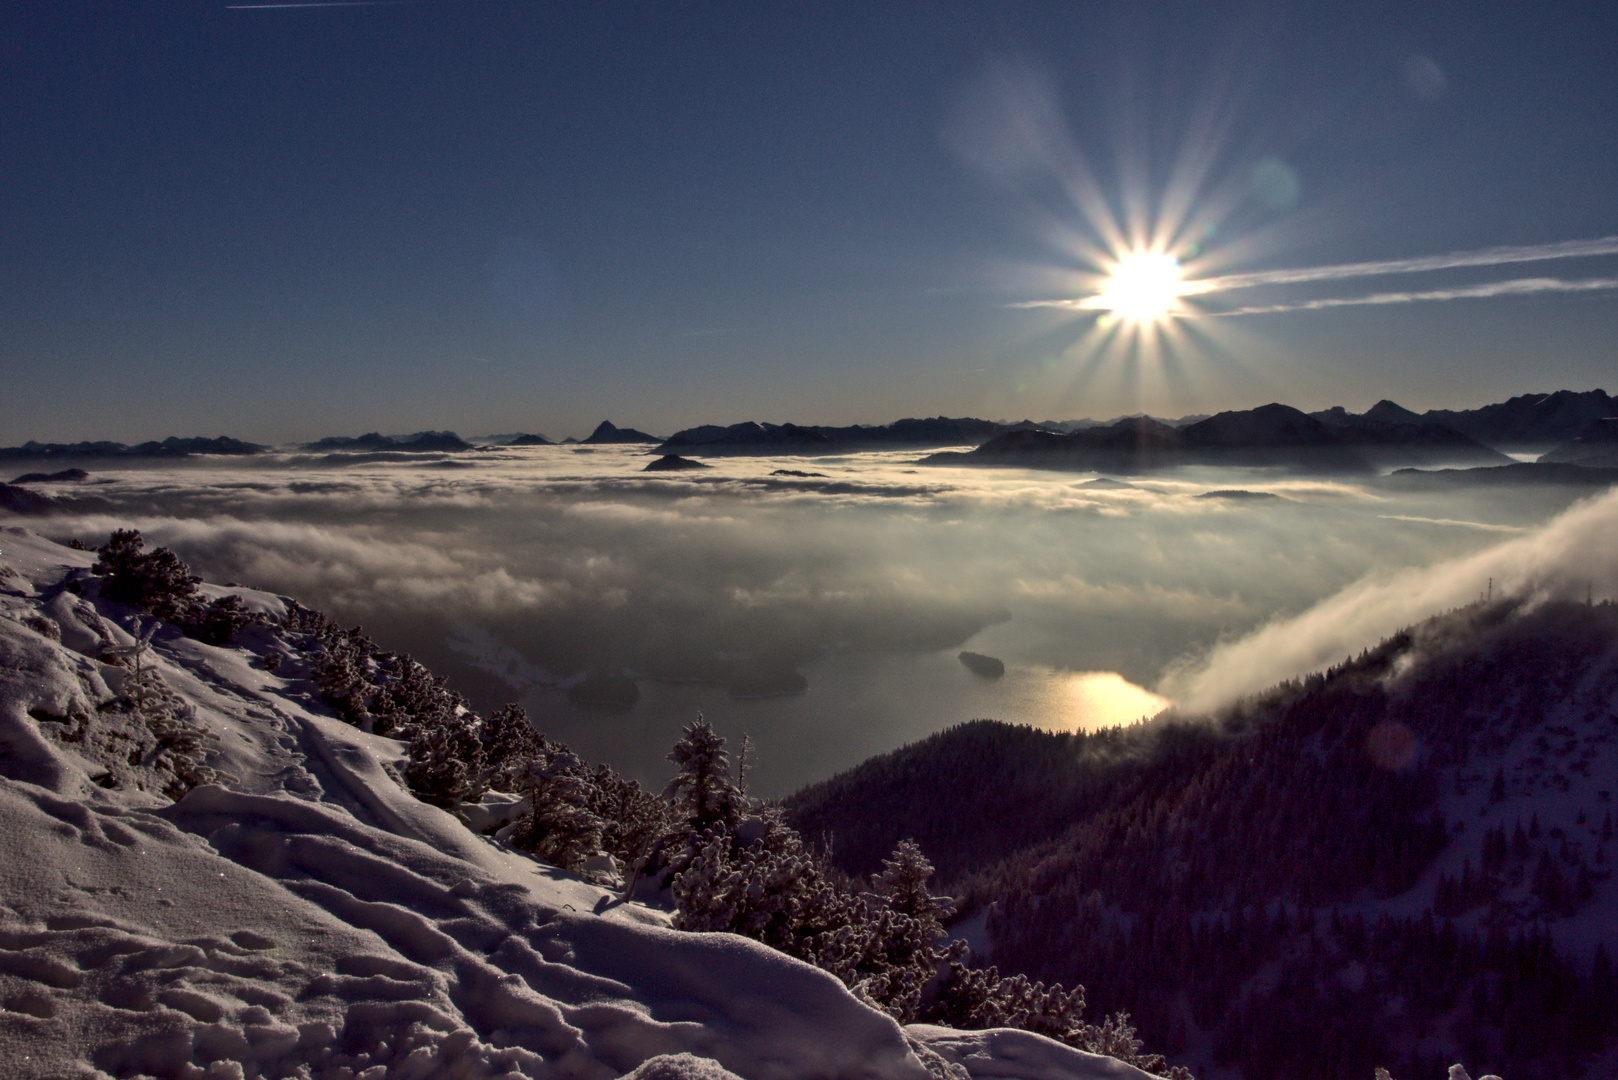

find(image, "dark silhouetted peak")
[10,469,89,484]
[393,431,471,451]
[1307,405,1507,465]
[1364,399,1423,425]
[306,432,394,451]
[657,416,1033,454]
[1181,404,1336,446]
[643,454,711,471]
[1310,406,1355,428]
[305,431,470,452]
[582,421,661,444]
[1537,415,1618,466]
[659,421,832,452]
[662,424,734,446]
[0,437,263,460]
[1424,388,1615,447]
[506,433,553,446]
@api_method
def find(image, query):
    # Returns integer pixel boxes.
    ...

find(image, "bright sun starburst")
[1096,251,1184,323]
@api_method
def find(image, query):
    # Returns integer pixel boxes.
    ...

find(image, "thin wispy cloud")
[1377,514,1527,533]
[1181,234,1618,295]
[1012,235,1618,317]
[1208,276,1618,316]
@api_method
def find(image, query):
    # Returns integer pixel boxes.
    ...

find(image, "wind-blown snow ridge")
[0,527,1156,1080]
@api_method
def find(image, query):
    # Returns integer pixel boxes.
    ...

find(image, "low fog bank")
[8,446,1604,791]
[1161,484,1618,714]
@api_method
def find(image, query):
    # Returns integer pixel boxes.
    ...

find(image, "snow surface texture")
[0,527,1161,1080]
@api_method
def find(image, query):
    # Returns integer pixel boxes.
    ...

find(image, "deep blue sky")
[3,0,1615,444]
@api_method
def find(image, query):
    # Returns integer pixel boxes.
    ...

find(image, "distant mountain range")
[654,416,1041,455]
[302,430,474,453]
[641,390,1615,472]
[1,389,1611,471]
[1424,388,1616,449]
[0,435,264,460]
[924,402,1515,473]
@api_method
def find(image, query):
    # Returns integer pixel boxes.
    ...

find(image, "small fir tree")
[665,714,746,835]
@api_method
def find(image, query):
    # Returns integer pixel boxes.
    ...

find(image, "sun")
[1096,251,1185,323]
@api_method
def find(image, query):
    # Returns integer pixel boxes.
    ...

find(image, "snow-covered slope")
[0,527,1158,1080]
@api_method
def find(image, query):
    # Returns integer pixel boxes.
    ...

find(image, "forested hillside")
[785,599,1618,1080]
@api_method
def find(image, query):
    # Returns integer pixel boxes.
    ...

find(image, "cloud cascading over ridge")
[1159,485,1618,713]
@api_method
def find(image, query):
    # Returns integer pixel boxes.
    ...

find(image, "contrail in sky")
[1013,234,1618,316]
[1179,234,1618,296]
[1208,275,1618,316]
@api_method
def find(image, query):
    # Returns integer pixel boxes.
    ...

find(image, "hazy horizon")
[4,382,1613,450]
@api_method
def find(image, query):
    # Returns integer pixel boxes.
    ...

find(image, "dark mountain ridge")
[0,436,265,460]
[785,598,1618,1080]
[1423,389,1615,450]
[928,402,1516,473]
[1310,402,1512,468]
[1538,416,1618,468]
[923,405,1375,472]
[304,430,473,452]
[655,416,1045,456]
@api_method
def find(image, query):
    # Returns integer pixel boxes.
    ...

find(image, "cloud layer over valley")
[11,446,1608,792]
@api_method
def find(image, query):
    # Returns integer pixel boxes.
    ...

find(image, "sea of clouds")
[14,445,1610,794]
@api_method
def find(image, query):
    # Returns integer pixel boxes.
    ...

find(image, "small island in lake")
[957,650,1006,678]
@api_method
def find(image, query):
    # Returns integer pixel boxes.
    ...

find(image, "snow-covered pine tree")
[587,762,669,868]
[664,714,746,835]
[404,706,487,807]
[853,839,961,1021]
[479,702,539,793]
[671,813,857,965]
[876,838,953,925]
[92,529,200,620]
[512,741,606,872]
[183,593,255,645]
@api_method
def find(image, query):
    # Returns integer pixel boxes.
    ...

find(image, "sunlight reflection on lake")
[521,649,1166,798]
